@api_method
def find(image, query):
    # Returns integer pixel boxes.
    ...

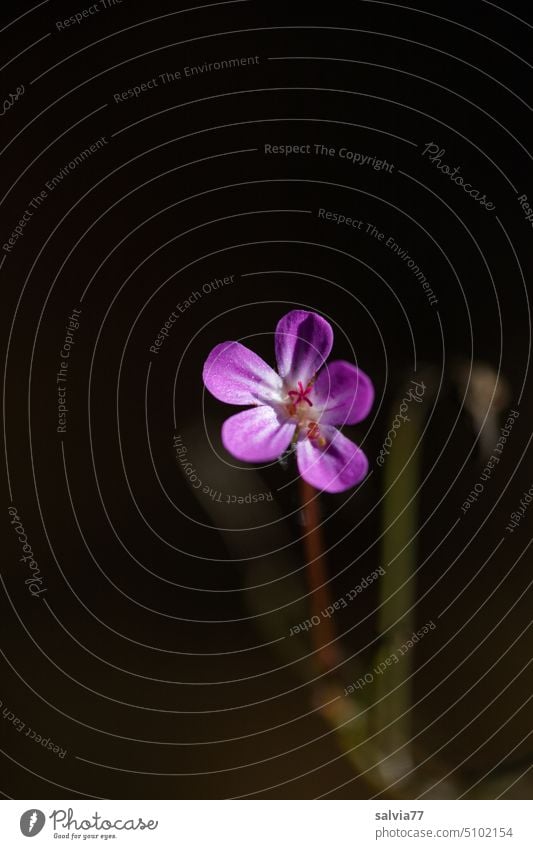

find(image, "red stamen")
[307,422,320,440]
[307,421,326,447]
[288,380,313,407]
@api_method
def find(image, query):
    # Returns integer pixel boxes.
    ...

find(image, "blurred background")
[2,0,533,798]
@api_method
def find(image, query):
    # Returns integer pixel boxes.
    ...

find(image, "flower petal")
[312,360,375,425]
[296,425,369,493]
[203,342,283,405]
[275,310,334,386]
[222,405,296,462]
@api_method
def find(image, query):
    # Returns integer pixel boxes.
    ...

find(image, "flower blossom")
[202,310,374,493]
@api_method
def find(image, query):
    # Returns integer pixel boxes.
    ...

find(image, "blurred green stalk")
[373,386,425,776]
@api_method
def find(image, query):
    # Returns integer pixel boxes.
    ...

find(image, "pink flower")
[202,310,374,493]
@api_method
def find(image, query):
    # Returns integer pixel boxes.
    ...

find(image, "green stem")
[374,391,424,764]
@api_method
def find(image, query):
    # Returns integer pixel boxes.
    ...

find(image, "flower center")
[288,380,313,408]
[284,381,326,446]
[285,380,313,418]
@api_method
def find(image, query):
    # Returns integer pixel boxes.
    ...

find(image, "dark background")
[1,0,532,799]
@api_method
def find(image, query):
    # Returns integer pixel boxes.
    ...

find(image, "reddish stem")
[299,477,340,673]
